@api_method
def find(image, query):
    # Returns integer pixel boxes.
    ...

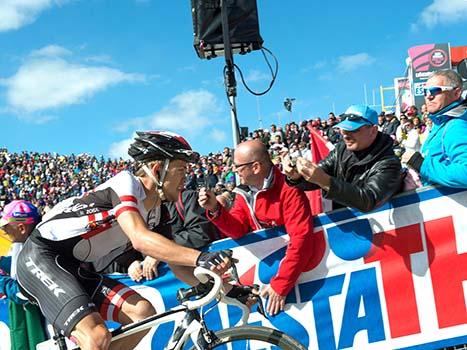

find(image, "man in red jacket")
[198,140,314,316]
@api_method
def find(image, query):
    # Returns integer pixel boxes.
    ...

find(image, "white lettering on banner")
[414,82,425,96]
[415,71,433,79]
[25,257,66,298]
[2,186,465,350]
[203,187,467,350]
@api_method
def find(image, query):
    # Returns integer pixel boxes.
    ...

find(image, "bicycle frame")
[41,266,228,350]
[112,266,224,349]
[110,306,208,350]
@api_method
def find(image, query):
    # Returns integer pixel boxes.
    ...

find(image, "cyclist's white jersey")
[35,171,153,271]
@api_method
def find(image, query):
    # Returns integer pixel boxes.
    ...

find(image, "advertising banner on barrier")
[0,186,466,349]
[408,43,452,109]
[394,77,413,117]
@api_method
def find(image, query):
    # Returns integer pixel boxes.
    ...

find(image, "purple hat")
[0,200,39,227]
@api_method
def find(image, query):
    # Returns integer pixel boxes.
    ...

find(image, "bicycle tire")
[188,325,307,350]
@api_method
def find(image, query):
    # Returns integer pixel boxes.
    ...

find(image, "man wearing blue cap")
[284,104,402,212]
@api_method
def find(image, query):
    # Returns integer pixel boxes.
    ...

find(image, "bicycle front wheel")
[191,325,307,350]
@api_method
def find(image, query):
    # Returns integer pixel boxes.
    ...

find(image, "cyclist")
[16,131,232,350]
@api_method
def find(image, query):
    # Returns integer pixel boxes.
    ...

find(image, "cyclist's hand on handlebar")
[196,250,235,275]
[224,284,261,309]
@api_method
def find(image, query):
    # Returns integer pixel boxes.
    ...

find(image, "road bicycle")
[38,262,306,349]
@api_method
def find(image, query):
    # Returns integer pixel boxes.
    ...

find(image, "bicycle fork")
[166,309,217,350]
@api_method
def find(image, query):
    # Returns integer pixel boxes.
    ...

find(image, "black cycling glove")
[196,249,232,269]
[224,284,267,317]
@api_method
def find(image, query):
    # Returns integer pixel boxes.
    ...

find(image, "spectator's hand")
[281,154,301,180]
[216,194,229,208]
[128,260,144,282]
[198,187,219,212]
[142,256,159,280]
[296,158,331,190]
[260,285,285,316]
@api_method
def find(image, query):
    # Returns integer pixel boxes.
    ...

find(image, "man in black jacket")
[285,104,402,212]
[112,189,220,282]
[381,110,400,139]
[151,189,220,249]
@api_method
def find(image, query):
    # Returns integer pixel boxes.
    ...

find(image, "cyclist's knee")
[120,297,155,324]
[71,313,112,350]
[72,323,111,350]
[131,298,155,319]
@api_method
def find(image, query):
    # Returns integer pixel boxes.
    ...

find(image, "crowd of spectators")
[0,102,453,216]
[0,151,132,214]
[377,104,433,157]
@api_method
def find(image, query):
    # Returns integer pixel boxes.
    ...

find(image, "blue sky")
[1,0,466,158]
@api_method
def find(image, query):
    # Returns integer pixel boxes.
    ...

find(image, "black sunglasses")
[340,113,372,124]
[232,161,257,169]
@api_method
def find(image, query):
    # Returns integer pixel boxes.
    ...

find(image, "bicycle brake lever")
[251,284,268,319]
[256,296,267,318]
[230,262,240,283]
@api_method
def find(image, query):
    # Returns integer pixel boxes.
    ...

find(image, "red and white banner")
[1,186,466,349]
[307,127,334,215]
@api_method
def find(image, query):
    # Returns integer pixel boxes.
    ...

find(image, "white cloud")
[84,54,114,64]
[112,89,220,134]
[30,44,72,58]
[301,61,327,73]
[2,45,145,113]
[109,89,224,159]
[416,0,467,28]
[209,129,227,143]
[149,90,221,131]
[337,53,375,72]
[0,0,68,32]
[246,70,269,83]
[108,135,135,160]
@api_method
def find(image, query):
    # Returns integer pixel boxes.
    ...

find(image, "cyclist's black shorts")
[16,236,139,337]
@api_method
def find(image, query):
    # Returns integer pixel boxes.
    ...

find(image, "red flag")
[306,127,335,215]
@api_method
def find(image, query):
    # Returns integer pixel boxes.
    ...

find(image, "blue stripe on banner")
[208,227,287,251]
[397,334,467,350]
[208,186,467,252]
[314,185,466,227]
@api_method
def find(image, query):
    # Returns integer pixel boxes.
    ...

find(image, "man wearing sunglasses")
[404,70,467,188]
[284,104,402,213]
[198,140,315,317]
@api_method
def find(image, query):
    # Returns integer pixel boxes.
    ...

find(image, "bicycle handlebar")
[182,266,223,310]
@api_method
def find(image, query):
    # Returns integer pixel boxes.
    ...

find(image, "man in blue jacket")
[404,70,467,188]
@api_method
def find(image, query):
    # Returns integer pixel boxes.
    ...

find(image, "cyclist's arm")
[117,210,200,267]
[168,264,199,285]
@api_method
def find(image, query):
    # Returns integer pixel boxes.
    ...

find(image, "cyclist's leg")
[16,239,112,350]
[91,274,156,350]
[70,312,111,350]
[116,292,155,324]
[110,293,155,350]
